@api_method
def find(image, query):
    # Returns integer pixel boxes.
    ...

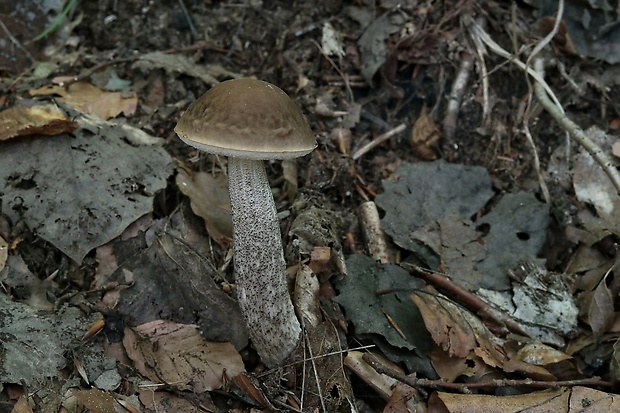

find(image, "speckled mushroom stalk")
[174,78,316,367]
[227,157,301,367]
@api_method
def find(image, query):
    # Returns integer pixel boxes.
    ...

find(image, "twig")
[443,52,474,140]
[177,0,200,41]
[400,263,529,337]
[358,201,391,263]
[303,332,327,413]
[352,123,407,160]
[464,16,563,111]
[525,0,564,69]
[0,18,34,62]
[363,353,615,391]
[523,124,550,202]
[466,12,620,194]
[520,0,562,203]
[532,58,620,194]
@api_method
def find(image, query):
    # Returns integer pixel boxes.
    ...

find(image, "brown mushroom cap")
[175,78,316,160]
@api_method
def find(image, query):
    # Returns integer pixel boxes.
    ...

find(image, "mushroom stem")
[227,156,301,367]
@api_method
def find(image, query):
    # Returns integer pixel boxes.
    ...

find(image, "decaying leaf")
[123,320,245,393]
[301,321,353,412]
[511,262,578,344]
[588,274,615,337]
[573,128,620,217]
[0,292,92,386]
[438,214,486,290]
[108,226,248,350]
[132,52,241,86]
[321,22,345,57]
[376,161,494,269]
[411,106,439,160]
[175,166,232,245]
[411,287,506,367]
[30,81,137,120]
[0,102,77,141]
[541,1,620,64]
[571,127,620,246]
[474,192,550,290]
[334,254,429,351]
[358,11,405,85]
[0,108,172,263]
[70,389,119,413]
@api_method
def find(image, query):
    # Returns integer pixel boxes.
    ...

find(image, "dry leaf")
[123,320,245,393]
[0,103,77,141]
[411,105,439,160]
[10,396,34,413]
[294,264,321,328]
[412,288,506,368]
[431,387,569,412]
[70,389,118,413]
[175,166,232,245]
[411,289,477,358]
[30,81,137,120]
[589,274,615,336]
[516,342,572,366]
[139,390,210,412]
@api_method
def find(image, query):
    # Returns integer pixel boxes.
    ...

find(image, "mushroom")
[174,78,316,367]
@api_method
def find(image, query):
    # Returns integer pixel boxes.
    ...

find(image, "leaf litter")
[2,0,620,411]
[0,106,172,263]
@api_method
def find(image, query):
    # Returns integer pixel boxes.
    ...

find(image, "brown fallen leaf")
[412,287,506,369]
[175,165,232,246]
[123,320,245,393]
[70,389,119,413]
[30,81,137,120]
[430,387,569,412]
[139,390,214,412]
[588,273,615,337]
[410,288,474,358]
[411,105,439,160]
[0,102,77,141]
[10,395,33,413]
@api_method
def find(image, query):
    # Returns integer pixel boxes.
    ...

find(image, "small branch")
[352,124,407,160]
[532,58,620,194]
[177,0,200,41]
[466,13,620,194]
[401,263,529,337]
[362,353,615,391]
[464,16,563,111]
[358,201,391,263]
[443,52,474,140]
[523,125,550,203]
[0,18,34,63]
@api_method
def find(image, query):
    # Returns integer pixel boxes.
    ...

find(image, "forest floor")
[1,0,620,412]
